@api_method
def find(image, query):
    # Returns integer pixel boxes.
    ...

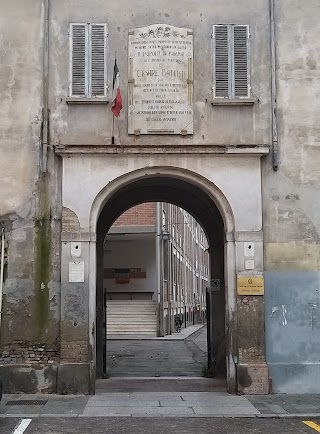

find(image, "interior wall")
[104,237,157,299]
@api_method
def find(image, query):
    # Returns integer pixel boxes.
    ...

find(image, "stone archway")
[88,167,237,394]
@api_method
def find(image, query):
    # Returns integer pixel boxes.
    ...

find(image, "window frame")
[68,22,108,100]
[212,24,252,101]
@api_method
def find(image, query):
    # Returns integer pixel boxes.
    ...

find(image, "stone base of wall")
[57,363,90,394]
[0,362,91,394]
[268,363,320,394]
[237,362,270,394]
[0,364,58,393]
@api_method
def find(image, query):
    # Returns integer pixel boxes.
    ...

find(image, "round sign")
[211,279,220,288]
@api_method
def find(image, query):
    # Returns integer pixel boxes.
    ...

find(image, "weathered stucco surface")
[0,1,41,216]
[0,0,319,394]
[263,0,320,393]
[0,0,61,392]
[49,0,271,148]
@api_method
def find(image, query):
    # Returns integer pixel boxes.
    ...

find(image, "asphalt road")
[1,417,320,434]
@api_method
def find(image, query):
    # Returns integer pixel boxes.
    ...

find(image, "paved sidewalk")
[247,394,320,417]
[1,391,320,418]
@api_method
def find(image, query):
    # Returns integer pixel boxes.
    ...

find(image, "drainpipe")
[270,0,279,171]
[0,225,5,331]
[42,0,50,172]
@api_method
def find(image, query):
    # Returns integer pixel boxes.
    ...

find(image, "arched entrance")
[89,167,237,394]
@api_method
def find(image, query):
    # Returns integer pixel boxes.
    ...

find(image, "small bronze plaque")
[237,276,264,296]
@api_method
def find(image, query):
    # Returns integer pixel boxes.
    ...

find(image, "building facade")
[104,202,208,337]
[0,0,319,394]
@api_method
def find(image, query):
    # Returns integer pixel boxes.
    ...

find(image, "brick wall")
[0,341,59,365]
[112,203,156,227]
[60,341,88,363]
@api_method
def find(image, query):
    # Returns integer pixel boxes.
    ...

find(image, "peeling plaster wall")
[0,0,42,345]
[49,0,271,148]
[0,0,61,392]
[0,1,41,216]
[2,0,320,395]
[263,0,320,393]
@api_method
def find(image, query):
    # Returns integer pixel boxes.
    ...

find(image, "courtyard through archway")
[90,170,237,393]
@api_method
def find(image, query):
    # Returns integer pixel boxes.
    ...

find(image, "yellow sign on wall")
[237,276,264,296]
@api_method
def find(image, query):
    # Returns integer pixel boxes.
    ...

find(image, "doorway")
[91,172,237,393]
[104,202,209,379]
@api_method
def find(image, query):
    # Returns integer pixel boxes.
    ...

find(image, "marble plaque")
[128,24,193,135]
[69,261,85,283]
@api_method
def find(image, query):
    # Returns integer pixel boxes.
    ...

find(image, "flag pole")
[111,114,115,144]
[111,51,117,145]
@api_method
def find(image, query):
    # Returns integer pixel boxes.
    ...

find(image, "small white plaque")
[245,259,255,270]
[71,242,81,258]
[69,261,85,282]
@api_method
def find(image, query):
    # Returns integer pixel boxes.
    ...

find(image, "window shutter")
[90,24,107,97]
[70,24,87,96]
[214,25,229,98]
[233,25,249,97]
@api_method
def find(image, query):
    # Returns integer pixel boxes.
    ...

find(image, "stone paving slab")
[247,394,320,416]
[96,377,226,392]
[2,392,320,418]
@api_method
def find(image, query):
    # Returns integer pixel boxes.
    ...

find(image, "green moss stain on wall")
[33,174,52,339]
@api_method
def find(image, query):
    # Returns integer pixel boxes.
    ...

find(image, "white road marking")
[12,418,32,434]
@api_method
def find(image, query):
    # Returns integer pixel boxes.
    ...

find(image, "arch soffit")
[89,166,235,234]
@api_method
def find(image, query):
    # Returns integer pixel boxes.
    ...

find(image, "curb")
[1,413,320,419]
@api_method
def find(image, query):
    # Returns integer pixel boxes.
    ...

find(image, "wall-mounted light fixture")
[160,230,171,241]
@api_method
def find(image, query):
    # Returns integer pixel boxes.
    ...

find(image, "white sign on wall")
[69,261,85,283]
[128,24,194,135]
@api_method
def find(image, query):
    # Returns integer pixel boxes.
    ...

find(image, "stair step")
[107,302,157,305]
[106,301,158,335]
[107,331,157,335]
[107,318,156,320]
[107,312,157,315]
[106,311,157,314]
[107,327,157,333]
[107,308,157,310]
[107,324,157,327]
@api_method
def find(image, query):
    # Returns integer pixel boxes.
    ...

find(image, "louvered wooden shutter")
[90,24,107,97]
[233,26,249,97]
[71,24,87,96]
[214,25,229,98]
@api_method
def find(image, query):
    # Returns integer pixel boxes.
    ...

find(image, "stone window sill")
[211,98,256,106]
[66,97,109,105]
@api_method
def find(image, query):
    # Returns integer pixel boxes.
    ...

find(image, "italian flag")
[111,59,122,117]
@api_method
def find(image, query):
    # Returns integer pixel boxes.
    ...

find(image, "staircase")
[106,300,158,338]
